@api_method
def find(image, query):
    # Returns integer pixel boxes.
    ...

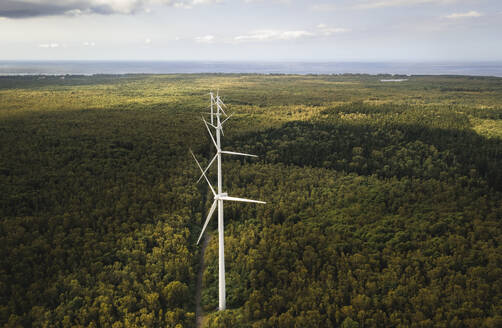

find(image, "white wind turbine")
[191,91,265,311]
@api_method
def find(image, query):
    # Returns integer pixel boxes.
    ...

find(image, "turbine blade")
[220,113,234,126]
[217,96,227,108]
[221,150,258,158]
[197,200,217,244]
[202,118,219,150]
[207,121,218,129]
[210,93,214,125]
[220,196,266,204]
[190,150,216,196]
[216,98,227,116]
[196,154,218,183]
[219,104,228,117]
[197,200,217,245]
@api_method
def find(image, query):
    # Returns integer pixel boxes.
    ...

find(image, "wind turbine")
[191,92,265,311]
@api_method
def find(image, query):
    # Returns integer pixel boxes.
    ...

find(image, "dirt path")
[195,233,211,328]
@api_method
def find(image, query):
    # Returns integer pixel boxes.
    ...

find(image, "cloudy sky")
[0,0,500,61]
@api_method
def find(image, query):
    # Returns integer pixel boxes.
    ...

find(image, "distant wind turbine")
[191,92,265,311]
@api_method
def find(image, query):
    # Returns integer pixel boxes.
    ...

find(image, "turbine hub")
[214,192,228,200]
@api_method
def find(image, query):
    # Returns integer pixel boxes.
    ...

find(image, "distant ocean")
[1,61,502,77]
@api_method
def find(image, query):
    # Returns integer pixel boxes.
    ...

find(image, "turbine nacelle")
[214,192,266,204]
[214,192,228,200]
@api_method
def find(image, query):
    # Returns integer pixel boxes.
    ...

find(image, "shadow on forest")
[230,120,502,191]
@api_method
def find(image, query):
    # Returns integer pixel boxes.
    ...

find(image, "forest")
[0,74,501,327]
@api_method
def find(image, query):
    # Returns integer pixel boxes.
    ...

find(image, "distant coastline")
[1,60,502,77]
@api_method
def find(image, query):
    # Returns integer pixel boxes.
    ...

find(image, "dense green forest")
[1,74,501,327]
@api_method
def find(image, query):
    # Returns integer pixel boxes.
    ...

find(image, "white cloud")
[83,41,96,46]
[192,0,222,4]
[311,4,337,11]
[317,24,350,36]
[233,26,350,42]
[174,0,222,9]
[145,38,152,44]
[244,0,291,3]
[64,9,87,16]
[195,35,215,43]
[445,10,482,19]
[39,43,59,48]
[234,30,314,42]
[355,0,458,9]
[0,0,222,18]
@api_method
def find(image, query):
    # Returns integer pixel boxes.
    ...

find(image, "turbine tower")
[191,92,265,311]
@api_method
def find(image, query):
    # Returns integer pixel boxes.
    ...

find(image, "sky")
[0,0,501,61]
